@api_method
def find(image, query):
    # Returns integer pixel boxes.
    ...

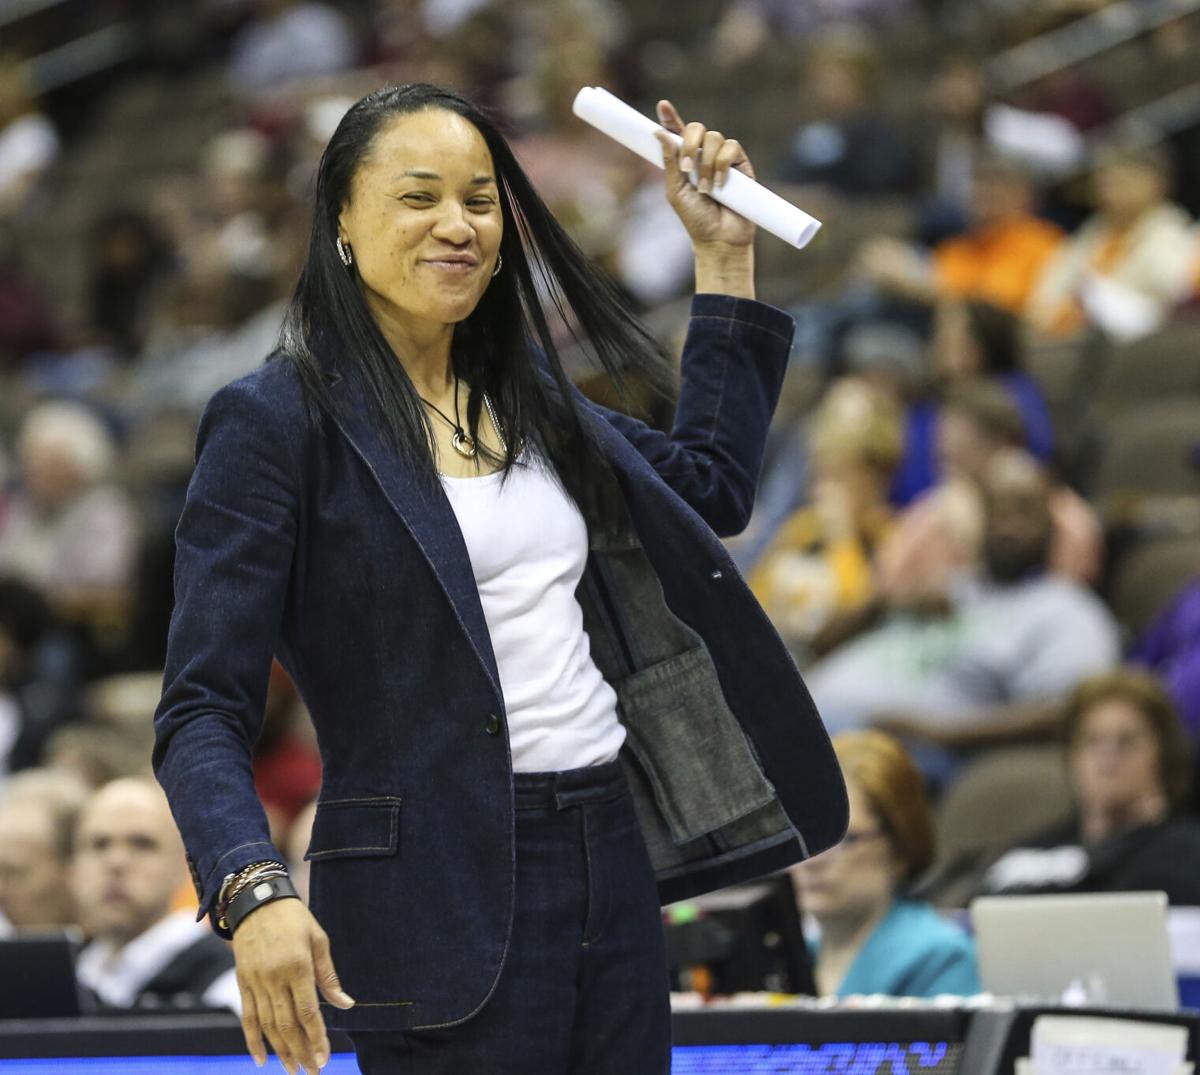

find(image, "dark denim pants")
[349,759,672,1073]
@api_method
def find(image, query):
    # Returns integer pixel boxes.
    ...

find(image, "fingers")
[313,930,356,1010]
[290,977,331,1074]
[652,123,686,197]
[695,129,727,193]
[679,121,707,180]
[656,98,685,135]
[656,100,706,176]
[714,135,753,185]
[244,972,332,1075]
[239,985,268,1068]
[654,99,753,193]
[266,985,312,1075]
[232,903,339,1073]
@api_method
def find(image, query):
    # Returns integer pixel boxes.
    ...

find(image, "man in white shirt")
[807,451,1120,752]
[71,778,240,1013]
[0,768,86,935]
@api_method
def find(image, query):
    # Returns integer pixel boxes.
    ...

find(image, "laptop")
[0,931,90,1018]
[970,891,1179,1010]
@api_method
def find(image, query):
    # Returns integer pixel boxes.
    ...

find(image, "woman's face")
[1093,161,1164,222]
[792,780,899,922]
[1070,700,1164,815]
[337,108,504,338]
[20,436,84,508]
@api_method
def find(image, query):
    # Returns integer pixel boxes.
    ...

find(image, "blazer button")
[485,712,502,735]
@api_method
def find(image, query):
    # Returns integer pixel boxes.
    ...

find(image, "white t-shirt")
[440,455,625,772]
[0,114,59,201]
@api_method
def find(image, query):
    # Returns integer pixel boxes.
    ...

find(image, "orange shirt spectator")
[860,155,1063,315]
[933,213,1064,315]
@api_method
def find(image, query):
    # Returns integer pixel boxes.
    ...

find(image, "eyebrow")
[397,170,495,185]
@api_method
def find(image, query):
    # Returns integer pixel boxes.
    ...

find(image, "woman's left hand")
[654,99,756,251]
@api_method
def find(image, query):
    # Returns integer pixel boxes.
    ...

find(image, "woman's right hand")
[232,897,355,1074]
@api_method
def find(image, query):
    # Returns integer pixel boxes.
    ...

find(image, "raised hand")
[652,99,757,251]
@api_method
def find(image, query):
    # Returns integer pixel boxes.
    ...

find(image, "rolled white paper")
[571,86,822,249]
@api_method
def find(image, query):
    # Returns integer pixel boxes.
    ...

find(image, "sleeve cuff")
[689,294,796,349]
[196,839,287,937]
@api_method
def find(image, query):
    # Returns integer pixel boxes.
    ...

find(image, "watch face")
[253,881,274,901]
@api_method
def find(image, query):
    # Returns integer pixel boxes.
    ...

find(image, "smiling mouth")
[423,257,478,272]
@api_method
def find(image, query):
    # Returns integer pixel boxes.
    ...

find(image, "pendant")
[452,430,477,458]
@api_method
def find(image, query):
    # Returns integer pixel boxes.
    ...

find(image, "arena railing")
[985,0,1200,94]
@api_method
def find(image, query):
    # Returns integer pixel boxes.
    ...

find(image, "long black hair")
[277,82,673,518]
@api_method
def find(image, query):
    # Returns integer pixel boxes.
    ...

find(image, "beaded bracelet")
[216,860,289,931]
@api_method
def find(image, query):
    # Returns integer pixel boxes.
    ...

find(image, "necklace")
[419,375,505,459]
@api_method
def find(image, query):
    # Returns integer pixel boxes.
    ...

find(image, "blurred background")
[2,0,1200,1023]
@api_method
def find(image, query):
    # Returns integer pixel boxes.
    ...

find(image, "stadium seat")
[1094,400,1200,501]
[918,744,1073,908]
[1095,321,1200,413]
[1107,535,1200,638]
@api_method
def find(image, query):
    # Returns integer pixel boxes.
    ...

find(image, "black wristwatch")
[226,875,301,934]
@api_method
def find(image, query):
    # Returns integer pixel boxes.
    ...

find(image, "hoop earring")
[336,237,353,267]
[491,253,503,278]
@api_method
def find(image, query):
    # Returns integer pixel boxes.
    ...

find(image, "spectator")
[0,62,59,217]
[200,128,283,283]
[929,299,1053,461]
[914,52,987,243]
[87,210,175,361]
[729,321,922,574]
[42,721,155,789]
[128,253,287,416]
[890,299,1054,505]
[711,0,914,68]
[0,239,60,369]
[791,730,979,997]
[777,25,911,200]
[226,0,358,95]
[880,383,1102,604]
[749,379,902,659]
[808,450,1119,752]
[979,668,1200,904]
[0,403,139,621]
[0,768,87,934]
[859,154,1063,315]
[0,577,81,776]
[1028,138,1197,341]
[1130,575,1200,745]
[71,778,240,1012]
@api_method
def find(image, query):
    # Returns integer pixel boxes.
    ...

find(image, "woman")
[748,378,902,659]
[152,83,846,1074]
[793,730,979,998]
[0,402,140,622]
[890,297,1053,507]
[1028,139,1196,340]
[980,667,1200,904]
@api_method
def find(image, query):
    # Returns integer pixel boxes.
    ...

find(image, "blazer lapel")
[326,371,503,700]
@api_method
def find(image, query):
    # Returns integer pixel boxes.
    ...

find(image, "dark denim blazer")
[153,293,847,1033]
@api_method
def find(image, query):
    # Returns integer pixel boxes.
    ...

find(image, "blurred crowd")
[2,0,1200,1010]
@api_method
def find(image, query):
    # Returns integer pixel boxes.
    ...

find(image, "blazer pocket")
[303,796,402,861]
[616,647,777,845]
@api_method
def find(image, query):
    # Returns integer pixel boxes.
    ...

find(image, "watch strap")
[225,874,300,934]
